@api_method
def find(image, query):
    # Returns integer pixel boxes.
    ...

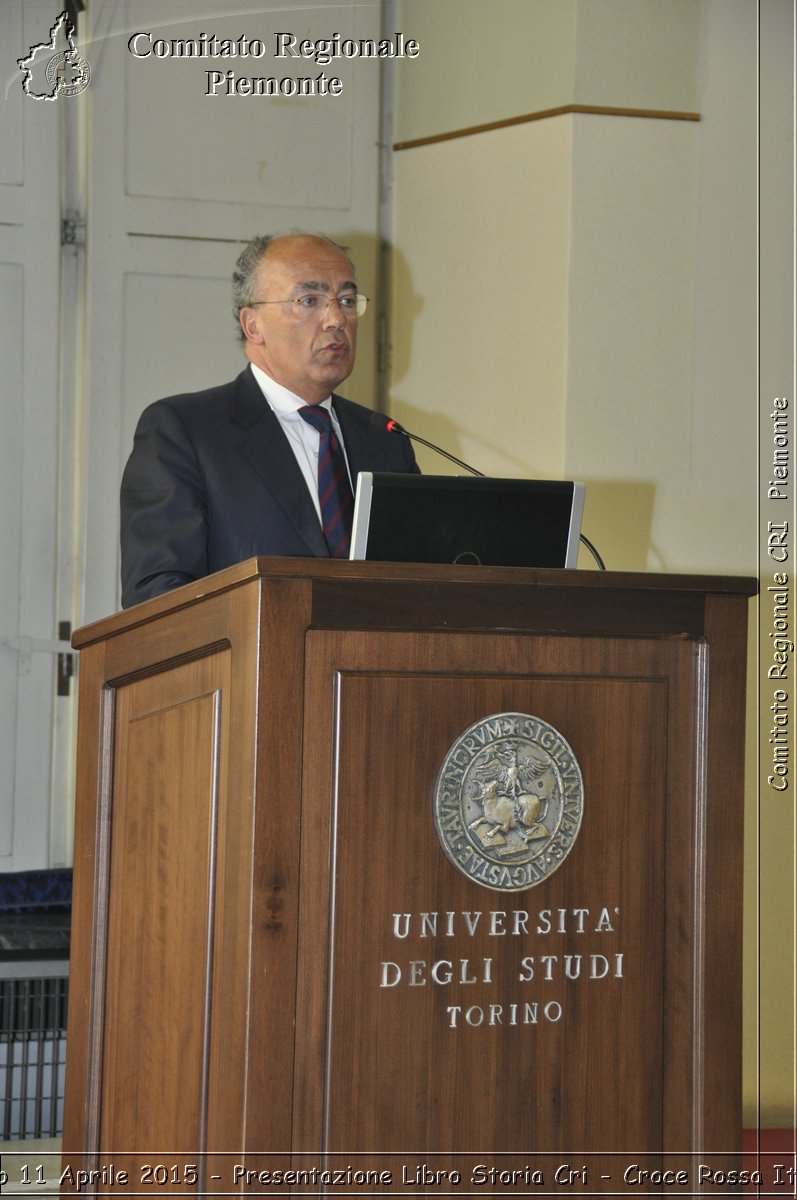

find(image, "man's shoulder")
[332,394,419,472]
[153,367,249,412]
[332,392,383,428]
[139,367,262,430]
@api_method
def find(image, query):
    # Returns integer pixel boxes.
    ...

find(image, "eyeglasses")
[246,293,368,319]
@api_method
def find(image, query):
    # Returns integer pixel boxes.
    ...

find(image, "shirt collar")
[250,363,332,416]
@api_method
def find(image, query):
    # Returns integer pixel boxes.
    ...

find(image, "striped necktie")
[298,405,354,558]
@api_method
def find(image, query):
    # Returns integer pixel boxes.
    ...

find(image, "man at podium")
[120,232,417,608]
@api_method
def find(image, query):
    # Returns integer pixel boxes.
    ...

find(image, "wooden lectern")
[61,559,755,1194]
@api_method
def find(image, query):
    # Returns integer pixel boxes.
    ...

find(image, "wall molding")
[394,104,701,151]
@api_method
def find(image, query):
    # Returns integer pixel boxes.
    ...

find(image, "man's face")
[240,235,359,405]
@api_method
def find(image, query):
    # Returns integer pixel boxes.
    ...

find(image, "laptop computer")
[350,473,585,569]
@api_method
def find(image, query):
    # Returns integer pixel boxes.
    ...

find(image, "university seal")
[433,713,584,892]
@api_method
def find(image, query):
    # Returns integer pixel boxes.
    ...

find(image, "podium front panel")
[292,629,700,1170]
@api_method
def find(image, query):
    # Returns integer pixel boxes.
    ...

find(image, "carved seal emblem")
[433,713,584,892]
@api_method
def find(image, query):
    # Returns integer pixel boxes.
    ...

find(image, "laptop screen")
[350,473,585,569]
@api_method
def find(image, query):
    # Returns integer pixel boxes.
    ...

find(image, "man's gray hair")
[232,232,353,343]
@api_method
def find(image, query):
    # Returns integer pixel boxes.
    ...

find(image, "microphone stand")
[386,420,485,478]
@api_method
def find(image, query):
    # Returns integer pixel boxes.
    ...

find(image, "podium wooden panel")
[61,559,755,1195]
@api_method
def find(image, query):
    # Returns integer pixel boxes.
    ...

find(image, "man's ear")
[239,307,263,343]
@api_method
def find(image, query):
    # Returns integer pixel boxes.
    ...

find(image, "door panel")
[0,0,68,870]
[81,0,384,623]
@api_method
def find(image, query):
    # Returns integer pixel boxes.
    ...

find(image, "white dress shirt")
[250,363,353,525]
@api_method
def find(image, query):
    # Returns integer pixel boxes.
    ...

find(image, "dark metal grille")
[0,976,68,1139]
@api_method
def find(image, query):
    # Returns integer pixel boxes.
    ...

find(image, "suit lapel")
[230,367,329,557]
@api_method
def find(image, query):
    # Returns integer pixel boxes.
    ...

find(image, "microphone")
[384,418,485,478]
[373,412,606,570]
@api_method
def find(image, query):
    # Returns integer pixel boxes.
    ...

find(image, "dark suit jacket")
[120,365,418,607]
